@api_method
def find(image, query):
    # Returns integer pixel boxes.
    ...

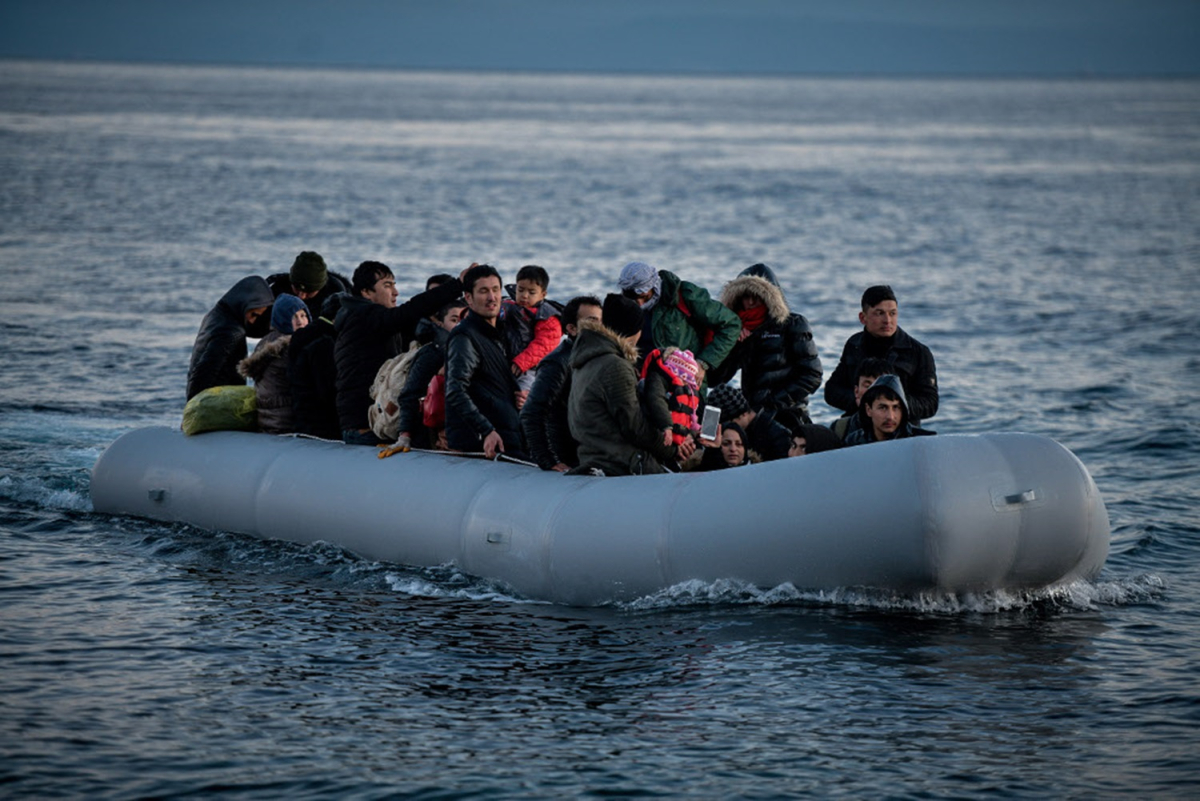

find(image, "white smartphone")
[699,405,721,445]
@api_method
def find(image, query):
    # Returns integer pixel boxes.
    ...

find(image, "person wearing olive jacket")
[567,294,695,477]
[713,262,822,424]
[616,261,741,395]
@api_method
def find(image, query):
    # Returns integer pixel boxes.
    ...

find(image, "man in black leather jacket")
[445,264,527,460]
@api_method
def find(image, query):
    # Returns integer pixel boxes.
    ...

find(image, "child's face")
[291,309,310,331]
[515,279,546,308]
[440,307,463,332]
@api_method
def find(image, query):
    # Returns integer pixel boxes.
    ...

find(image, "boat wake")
[617,573,1167,615]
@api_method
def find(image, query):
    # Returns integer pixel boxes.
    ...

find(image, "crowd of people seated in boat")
[186,251,939,475]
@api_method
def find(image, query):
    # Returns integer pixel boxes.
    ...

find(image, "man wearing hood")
[714,263,822,423]
[844,374,936,446]
[186,275,275,400]
[825,285,938,425]
[568,294,694,476]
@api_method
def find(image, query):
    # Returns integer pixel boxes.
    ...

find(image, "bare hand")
[515,390,529,410]
[551,462,570,473]
[483,430,504,459]
[662,429,673,448]
[676,436,697,461]
[738,327,753,342]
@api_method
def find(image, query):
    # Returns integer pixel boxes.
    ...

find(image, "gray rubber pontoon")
[90,426,1109,605]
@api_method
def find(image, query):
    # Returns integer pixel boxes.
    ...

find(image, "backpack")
[422,372,446,430]
[368,342,422,442]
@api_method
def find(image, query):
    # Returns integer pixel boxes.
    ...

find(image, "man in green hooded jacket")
[616,261,740,394]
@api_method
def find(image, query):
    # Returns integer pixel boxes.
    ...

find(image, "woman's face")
[720,428,745,466]
[739,295,763,312]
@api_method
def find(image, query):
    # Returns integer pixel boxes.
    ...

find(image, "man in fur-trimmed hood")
[714,263,822,422]
[567,294,694,476]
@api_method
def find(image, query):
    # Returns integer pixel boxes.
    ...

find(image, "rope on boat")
[280,432,540,470]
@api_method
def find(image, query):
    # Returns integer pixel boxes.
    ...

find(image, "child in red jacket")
[503,264,563,396]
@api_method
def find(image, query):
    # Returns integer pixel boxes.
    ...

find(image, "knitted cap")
[290,251,328,293]
[602,293,644,338]
[707,383,751,423]
[271,293,308,334]
[617,261,661,296]
[663,349,700,391]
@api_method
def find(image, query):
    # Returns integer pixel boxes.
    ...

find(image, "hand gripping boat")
[90,427,1109,606]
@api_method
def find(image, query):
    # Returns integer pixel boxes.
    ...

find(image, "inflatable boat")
[90,426,1109,606]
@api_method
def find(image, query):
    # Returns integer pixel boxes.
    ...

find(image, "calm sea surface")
[2,61,1199,798]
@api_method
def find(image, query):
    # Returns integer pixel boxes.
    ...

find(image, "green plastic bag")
[181,385,258,435]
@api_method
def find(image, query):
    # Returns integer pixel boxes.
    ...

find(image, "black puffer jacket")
[519,337,577,470]
[825,326,938,424]
[187,276,275,400]
[714,267,822,417]
[288,317,340,440]
[267,270,352,324]
[333,280,464,433]
[445,311,525,457]
[567,320,676,476]
[397,324,452,448]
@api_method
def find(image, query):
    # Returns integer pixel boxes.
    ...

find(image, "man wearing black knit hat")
[567,294,694,476]
[265,250,353,323]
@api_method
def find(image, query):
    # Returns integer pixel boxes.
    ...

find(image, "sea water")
[1,61,1198,797]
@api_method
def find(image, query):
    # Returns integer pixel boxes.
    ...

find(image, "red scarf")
[737,304,768,332]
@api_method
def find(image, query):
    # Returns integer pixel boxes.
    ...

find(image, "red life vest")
[640,349,699,446]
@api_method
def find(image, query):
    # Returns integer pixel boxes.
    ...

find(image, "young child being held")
[640,347,702,449]
[502,264,563,394]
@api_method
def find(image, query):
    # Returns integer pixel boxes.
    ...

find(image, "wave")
[618,574,1167,614]
[0,474,93,513]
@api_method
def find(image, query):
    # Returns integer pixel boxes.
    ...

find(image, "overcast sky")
[1,0,1197,76]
